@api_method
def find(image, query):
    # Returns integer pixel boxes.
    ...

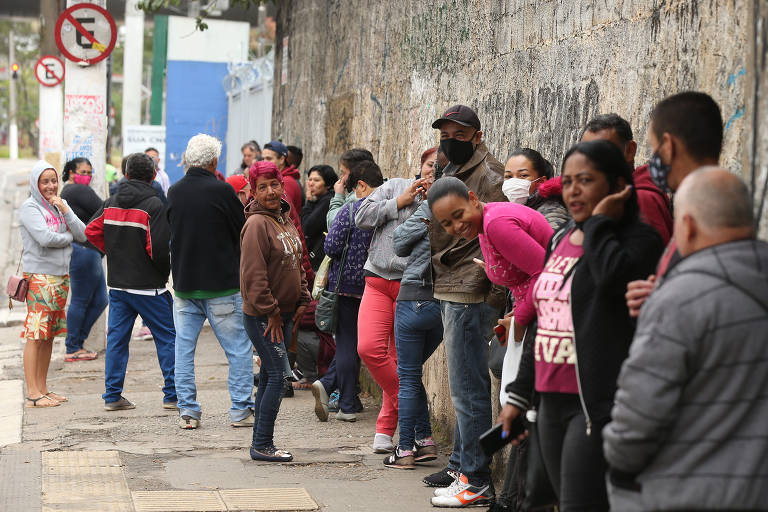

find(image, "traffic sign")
[55,3,117,66]
[34,55,65,87]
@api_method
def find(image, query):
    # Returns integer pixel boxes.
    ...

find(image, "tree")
[137,0,266,32]
[0,19,41,156]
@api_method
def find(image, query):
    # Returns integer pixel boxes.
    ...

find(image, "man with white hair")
[603,167,768,510]
[167,134,254,429]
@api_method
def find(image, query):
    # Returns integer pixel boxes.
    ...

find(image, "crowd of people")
[15,90,768,511]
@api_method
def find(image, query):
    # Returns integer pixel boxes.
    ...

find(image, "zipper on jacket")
[569,266,593,436]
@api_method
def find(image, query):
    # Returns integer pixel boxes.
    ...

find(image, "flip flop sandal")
[46,392,68,402]
[25,395,60,408]
[64,351,98,362]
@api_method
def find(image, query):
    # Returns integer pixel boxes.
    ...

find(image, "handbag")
[315,205,354,333]
[6,249,28,308]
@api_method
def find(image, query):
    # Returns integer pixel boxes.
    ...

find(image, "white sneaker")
[311,381,329,422]
[373,433,394,453]
[430,477,492,507]
[434,472,466,497]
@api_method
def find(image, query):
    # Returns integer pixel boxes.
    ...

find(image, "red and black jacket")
[86,179,171,290]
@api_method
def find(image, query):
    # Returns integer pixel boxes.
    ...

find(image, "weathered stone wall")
[274,0,768,448]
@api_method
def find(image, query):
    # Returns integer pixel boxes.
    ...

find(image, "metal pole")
[8,30,18,160]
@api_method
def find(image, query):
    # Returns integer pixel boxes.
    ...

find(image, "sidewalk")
[0,323,449,511]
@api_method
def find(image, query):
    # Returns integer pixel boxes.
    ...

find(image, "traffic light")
[11,62,19,79]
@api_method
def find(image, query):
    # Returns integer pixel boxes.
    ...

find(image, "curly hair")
[184,134,222,168]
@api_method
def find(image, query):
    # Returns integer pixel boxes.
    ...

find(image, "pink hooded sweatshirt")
[478,202,553,326]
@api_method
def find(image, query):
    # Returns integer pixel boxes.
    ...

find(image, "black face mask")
[440,138,475,166]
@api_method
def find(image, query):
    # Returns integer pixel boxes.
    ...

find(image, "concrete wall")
[274,0,768,443]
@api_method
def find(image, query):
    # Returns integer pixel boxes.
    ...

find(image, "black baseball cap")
[432,105,481,131]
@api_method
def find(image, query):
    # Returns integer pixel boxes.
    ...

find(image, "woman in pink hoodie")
[428,177,553,342]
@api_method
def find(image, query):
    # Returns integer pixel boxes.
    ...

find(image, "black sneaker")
[283,381,294,398]
[485,502,510,512]
[250,445,293,462]
[423,466,459,487]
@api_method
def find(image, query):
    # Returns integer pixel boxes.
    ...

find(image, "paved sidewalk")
[0,323,450,511]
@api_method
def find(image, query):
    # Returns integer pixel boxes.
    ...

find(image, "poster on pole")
[123,125,167,176]
[55,3,117,66]
[35,55,65,87]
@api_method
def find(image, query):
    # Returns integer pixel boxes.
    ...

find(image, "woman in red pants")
[354,158,432,453]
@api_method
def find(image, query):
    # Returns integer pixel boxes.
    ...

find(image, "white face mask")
[502,177,531,204]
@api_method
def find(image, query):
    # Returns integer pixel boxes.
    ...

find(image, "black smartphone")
[479,417,527,457]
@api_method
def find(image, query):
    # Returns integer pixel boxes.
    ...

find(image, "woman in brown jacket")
[241,161,310,462]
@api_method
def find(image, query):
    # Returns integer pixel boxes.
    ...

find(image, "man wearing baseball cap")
[225,174,251,206]
[263,140,304,214]
[425,105,506,507]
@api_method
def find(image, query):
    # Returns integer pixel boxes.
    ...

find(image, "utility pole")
[121,0,144,137]
[8,30,18,160]
[39,0,63,167]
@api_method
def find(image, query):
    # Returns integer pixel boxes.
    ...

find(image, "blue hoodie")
[18,160,87,275]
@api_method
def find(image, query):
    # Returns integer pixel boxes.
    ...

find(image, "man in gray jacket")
[603,167,768,511]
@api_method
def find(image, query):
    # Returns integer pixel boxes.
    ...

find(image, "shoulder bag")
[6,249,28,308]
[315,204,354,333]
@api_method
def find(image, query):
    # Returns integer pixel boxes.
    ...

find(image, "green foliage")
[136,0,267,32]
[0,19,41,154]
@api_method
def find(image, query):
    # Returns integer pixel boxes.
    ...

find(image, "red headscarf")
[248,160,283,191]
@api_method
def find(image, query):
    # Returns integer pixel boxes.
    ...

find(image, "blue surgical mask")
[648,149,672,194]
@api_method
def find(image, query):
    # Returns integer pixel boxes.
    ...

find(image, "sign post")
[37,55,66,166]
[58,0,115,198]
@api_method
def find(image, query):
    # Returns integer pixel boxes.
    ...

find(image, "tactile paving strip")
[220,488,319,511]
[42,450,132,511]
[132,490,226,511]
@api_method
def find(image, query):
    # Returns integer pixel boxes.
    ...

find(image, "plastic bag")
[312,255,332,300]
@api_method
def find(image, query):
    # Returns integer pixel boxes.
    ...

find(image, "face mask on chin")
[648,150,672,194]
[502,178,531,204]
[73,174,92,186]
[439,137,476,166]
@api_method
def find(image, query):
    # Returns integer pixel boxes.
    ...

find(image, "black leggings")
[538,393,609,512]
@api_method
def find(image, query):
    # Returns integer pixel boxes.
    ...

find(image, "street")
[0,158,446,512]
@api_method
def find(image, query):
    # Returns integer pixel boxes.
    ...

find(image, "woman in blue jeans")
[240,161,310,462]
[60,158,108,362]
[384,152,443,469]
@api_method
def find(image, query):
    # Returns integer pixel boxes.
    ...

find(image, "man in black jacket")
[86,153,176,412]
[167,134,254,430]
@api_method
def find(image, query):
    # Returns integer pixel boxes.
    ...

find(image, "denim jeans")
[103,290,176,403]
[244,312,293,449]
[319,295,361,413]
[65,243,108,354]
[394,299,443,451]
[173,293,254,422]
[442,300,499,486]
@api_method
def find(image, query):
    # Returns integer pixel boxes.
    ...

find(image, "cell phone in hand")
[479,417,527,457]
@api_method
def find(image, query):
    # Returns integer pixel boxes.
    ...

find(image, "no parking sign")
[55,3,117,66]
[35,55,65,87]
